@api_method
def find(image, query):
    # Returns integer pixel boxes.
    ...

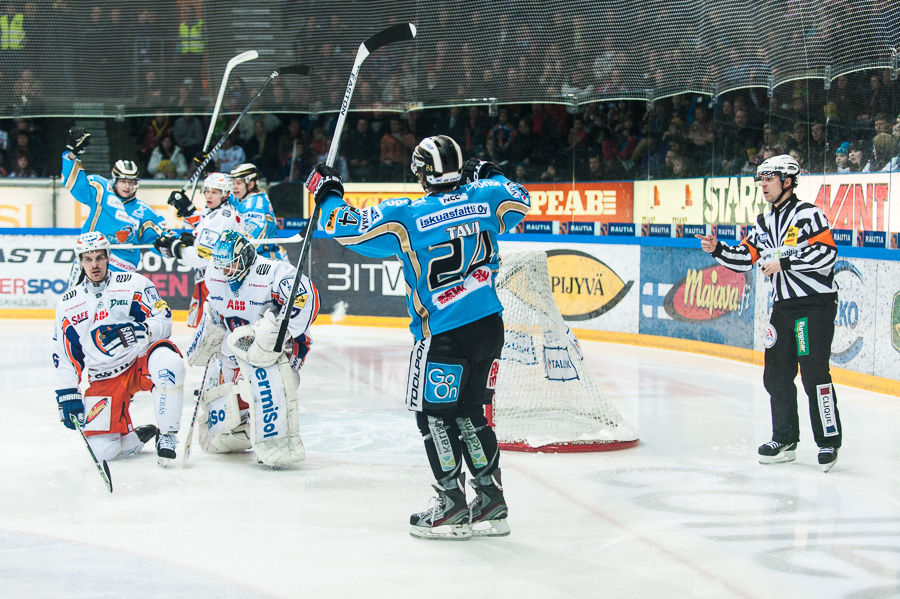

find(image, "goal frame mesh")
[490,250,639,453]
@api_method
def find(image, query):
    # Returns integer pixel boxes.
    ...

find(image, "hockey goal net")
[490,250,639,453]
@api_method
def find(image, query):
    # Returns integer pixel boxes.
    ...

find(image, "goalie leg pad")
[199,380,251,453]
[235,354,304,466]
[186,301,227,367]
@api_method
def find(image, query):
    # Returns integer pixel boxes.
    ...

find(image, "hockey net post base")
[490,250,639,454]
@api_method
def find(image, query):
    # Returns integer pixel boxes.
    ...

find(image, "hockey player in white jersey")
[156,172,242,327]
[52,232,186,466]
[185,230,319,466]
[230,163,288,261]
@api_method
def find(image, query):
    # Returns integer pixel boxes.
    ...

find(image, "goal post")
[490,250,639,453]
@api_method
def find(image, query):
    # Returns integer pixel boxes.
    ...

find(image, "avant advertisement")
[640,246,755,348]
[797,173,899,234]
[500,240,638,333]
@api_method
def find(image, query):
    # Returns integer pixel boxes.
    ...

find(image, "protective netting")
[2,0,898,118]
[492,251,639,452]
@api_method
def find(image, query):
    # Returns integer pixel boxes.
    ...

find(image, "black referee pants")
[763,293,842,449]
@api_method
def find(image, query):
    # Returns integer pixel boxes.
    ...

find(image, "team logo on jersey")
[85,398,108,423]
[114,226,134,243]
[504,181,529,202]
[784,227,799,246]
[438,192,469,205]
[293,293,307,308]
[764,324,777,348]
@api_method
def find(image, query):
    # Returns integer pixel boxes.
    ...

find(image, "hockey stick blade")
[204,50,260,152]
[72,416,113,493]
[363,23,417,54]
[277,64,311,77]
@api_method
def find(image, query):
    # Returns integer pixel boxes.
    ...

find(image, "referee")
[697,154,842,472]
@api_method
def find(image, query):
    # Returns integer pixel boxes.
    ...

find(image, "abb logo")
[227,299,246,311]
[93,310,109,322]
[487,360,500,389]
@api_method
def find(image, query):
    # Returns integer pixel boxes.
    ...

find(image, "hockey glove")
[167,190,197,218]
[154,233,179,259]
[305,163,344,207]
[98,322,149,354]
[66,128,91,157]
[57,388,84,430]
[459,158,504,186]
[246,311,285,367]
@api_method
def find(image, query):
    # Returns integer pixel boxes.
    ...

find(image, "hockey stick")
[71,415,113,493]
[273,23,417,352]
[181,358,214,466]
[186,63,311,200]
[203,50,259,153]
[112,232,304,251]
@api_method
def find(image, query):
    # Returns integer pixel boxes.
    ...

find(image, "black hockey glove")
[192,151,213,173]
[167,190,197,218]
[459,158,504,186]
[66,128,91,156]
[305,163,344,207]
[154,232,192,260]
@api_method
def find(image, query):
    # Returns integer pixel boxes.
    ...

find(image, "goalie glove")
[226,311,285,367]
[167,190,197,218]
[459,158,504,186]
[56,388,84,430]
[97,322,149,354]
[66,128,91,157]
[305,163,344,207]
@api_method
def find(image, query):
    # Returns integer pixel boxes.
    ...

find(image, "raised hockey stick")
[203,50,259,154]
[273,23,417,352]
[71,415,113,493]
[112,232,304,251]
[186,63,311,199]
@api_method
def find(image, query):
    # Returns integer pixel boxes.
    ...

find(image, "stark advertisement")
[500,240,639,333]
[640,246,755,348]
[634,176,767,227]
[752,257,877,376]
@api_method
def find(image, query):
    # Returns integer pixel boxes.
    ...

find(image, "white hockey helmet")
[410,135,464,191]
[230,163,260,183]
[755,154,800,187]
[111,159,140,183]
[203,172,233,201]
[211,230,256,287]
[75,231,111,258]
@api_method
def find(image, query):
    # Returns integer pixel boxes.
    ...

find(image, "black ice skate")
[818,447,839,472]
[469,469,510,537]
[758,441,797,464]
[156,432,178,467]
[134,424,159,445]
[409,474,471,541]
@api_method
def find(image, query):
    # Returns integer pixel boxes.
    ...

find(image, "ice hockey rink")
[2,319,899,599]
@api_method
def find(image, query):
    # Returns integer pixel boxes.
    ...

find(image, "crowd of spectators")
[2,69,899,184]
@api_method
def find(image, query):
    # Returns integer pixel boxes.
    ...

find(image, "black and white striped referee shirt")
[711,194,838,303]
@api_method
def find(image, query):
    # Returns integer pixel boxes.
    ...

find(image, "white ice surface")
[2,320,899,598]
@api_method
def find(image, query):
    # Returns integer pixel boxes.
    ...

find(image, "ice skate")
[818,447,838,472]
[409,474,471,541]
[156,432,178,467]
[758,441,797,464]
[469,469,510,538]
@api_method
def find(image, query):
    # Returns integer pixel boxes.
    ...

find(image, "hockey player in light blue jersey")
[307,135,531,540]
[61,128,173,282]
[230,163,287,261]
